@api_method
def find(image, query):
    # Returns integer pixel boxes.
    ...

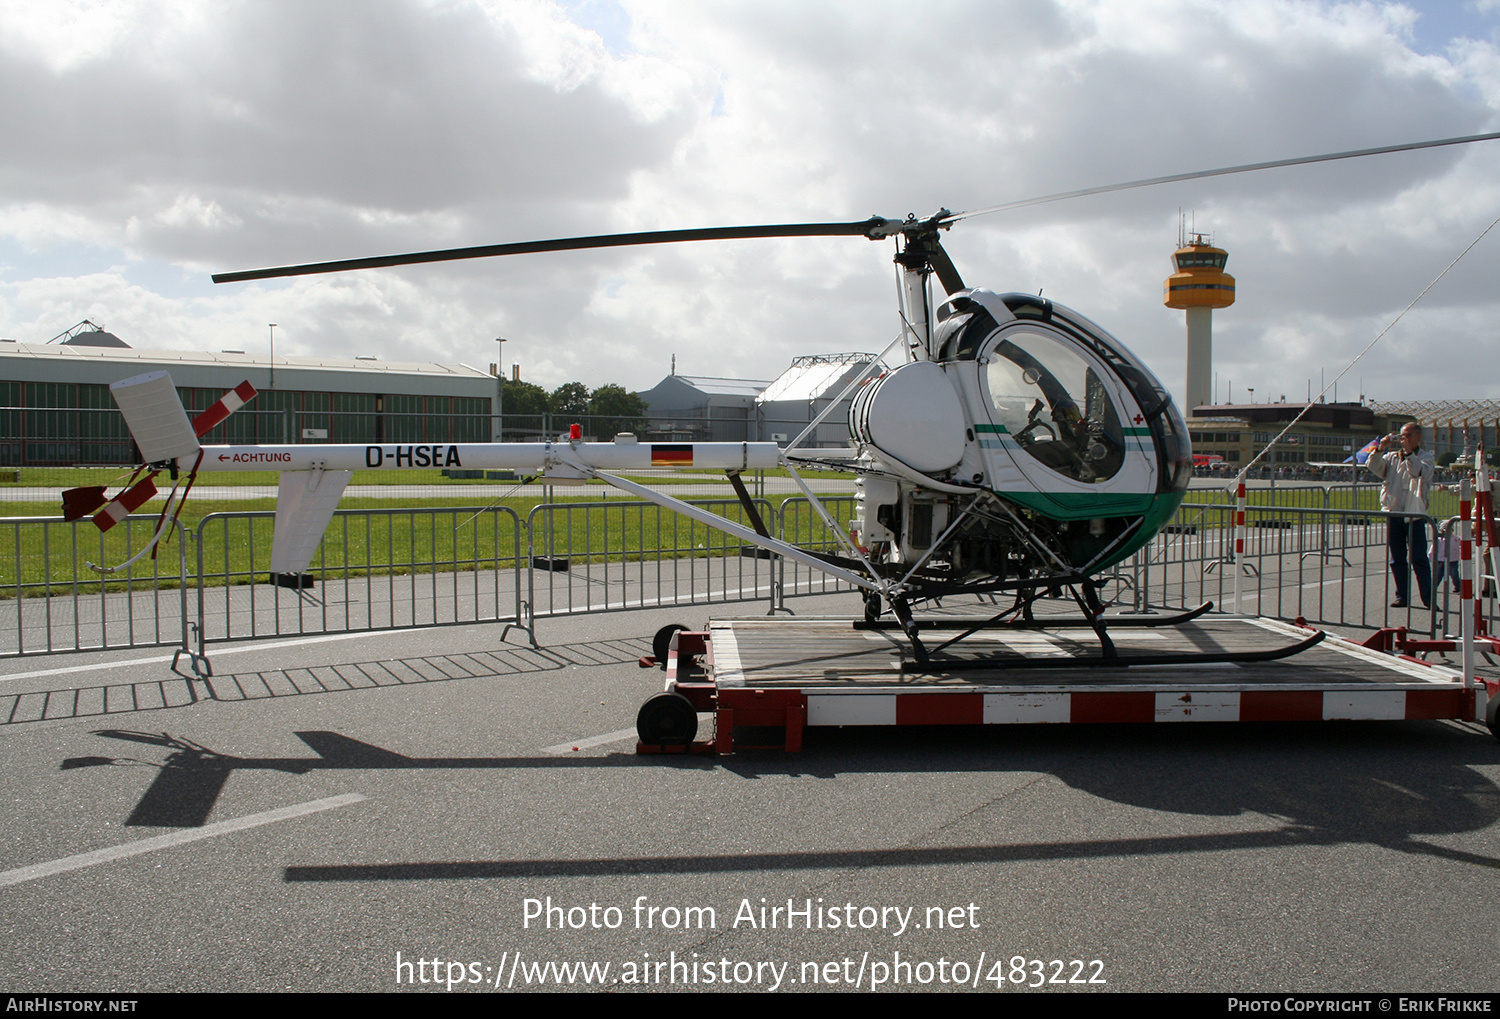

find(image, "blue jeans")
[1388,516,1432,607]
[1436,560,1461,590]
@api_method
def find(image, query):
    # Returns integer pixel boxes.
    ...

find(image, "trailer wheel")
[863,592,882,623]
[652,623,689,669]
[1487,688,1500,742]
[637,692,698,746]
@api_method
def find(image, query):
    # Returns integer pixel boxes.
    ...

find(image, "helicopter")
[68,130,1500,669]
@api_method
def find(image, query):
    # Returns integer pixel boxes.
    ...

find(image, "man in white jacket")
[1367,422,1435,608]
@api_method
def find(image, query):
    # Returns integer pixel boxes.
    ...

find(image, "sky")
[4,0,1500,409]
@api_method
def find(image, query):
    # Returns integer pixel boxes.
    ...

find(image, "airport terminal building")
[1187,399,1498,471]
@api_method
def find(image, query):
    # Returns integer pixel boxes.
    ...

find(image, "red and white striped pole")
[1233,473,1247,615]
[1475,448,1494,638]
[1461,478,1474,688]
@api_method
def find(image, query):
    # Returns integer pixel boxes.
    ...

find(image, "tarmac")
[0,586,1496,993]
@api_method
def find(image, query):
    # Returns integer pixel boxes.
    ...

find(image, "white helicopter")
[65,131,1500,668]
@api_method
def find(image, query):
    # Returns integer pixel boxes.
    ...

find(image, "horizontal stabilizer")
[62,486,108,521]
[270,469,353,576]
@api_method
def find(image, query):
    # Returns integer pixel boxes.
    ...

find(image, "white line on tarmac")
[542,728,638,754]
[0,792,366,888]
[0,628,433,683]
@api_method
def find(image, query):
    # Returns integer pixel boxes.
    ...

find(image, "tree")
[500,378,549,417]
[588,384,648,438]
[549,382,591,418]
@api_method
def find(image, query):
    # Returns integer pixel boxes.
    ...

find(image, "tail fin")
[109,371,199,464]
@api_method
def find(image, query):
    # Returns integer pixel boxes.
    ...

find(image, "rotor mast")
[888,212,965,361]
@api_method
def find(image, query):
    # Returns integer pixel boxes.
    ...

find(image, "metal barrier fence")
[4,487,1495,668]
[526,498,778,619]
[1186,480,1468,518]
[187,505,525,673]
[1124,501,1495,638]
[0,516,188,655]
[776,496,860,608]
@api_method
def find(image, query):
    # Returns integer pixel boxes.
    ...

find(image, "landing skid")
[896,627,1326,674]
[855,601,1215,632]
[871,589,1323,671]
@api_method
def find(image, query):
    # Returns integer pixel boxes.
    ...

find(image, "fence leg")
[1133,548,1155,614]
[171,524,212,677]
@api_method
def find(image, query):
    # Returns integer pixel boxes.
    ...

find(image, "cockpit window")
[983,329,1125,483]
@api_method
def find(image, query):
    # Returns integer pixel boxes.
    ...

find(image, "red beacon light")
[569,423,582,440]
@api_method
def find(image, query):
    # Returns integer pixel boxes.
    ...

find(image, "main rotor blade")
[215,131,1500,285]
[948,130,1500,222]
[213,218,892,283]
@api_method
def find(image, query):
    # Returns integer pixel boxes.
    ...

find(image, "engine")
[854,477,1140,585]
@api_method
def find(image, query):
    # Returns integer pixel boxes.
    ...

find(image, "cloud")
[1,0,1498,406]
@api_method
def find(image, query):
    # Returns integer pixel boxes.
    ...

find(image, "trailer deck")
[638,614,1496,753]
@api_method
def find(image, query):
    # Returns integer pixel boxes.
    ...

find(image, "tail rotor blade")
[93,476,159,533]
[193,380,259,437]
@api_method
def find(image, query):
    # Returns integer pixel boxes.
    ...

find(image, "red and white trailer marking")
[644,615,1496,754]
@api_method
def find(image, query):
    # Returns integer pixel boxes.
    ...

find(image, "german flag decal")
[651,444,694,466]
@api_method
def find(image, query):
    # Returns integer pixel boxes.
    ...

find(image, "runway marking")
[0,793,366,888]
[543,728,637,754]
[0,629,435,683]
[1299,577,1352,590]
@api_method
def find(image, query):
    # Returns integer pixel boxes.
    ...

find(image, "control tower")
[1164,232,1235,410]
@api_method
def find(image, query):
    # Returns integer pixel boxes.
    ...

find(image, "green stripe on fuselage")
[994,487,1187,569]
[999,489,1158,519]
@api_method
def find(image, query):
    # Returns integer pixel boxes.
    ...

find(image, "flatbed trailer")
[636,615,1499,753]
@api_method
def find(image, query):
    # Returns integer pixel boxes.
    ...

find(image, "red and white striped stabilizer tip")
[92,476,158,532]
[192,380,258,437]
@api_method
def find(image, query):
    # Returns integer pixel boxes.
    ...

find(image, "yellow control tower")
[1164,232,1235,410]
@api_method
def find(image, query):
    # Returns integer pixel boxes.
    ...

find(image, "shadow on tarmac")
[6,635,647,726]
[58,717,1500,879]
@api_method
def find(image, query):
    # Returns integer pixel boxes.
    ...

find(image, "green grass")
[15,478,1462,601]
[0,494,853,598]
[1183,486,1465,521]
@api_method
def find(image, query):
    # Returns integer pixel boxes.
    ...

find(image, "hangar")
[0,325,495,466]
